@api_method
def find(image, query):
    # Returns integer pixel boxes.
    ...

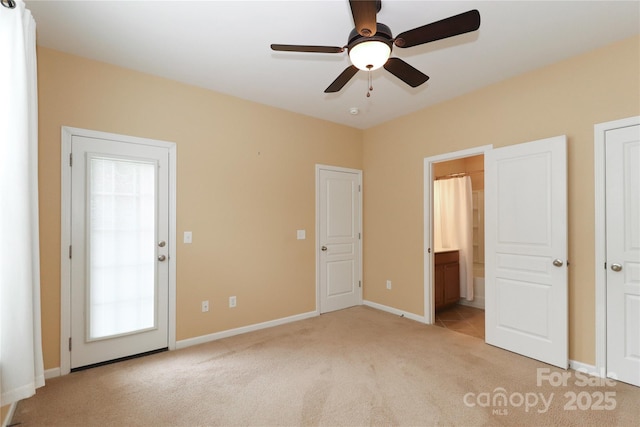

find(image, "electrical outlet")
[229,296,237,308]
[386,280,392,290]
[201,300,209,312]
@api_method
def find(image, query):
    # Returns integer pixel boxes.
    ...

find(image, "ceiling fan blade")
[349,0,378,37]
[383,58,429,88]
[394,9,480,48]
[325,65,359,93]
[271,44,344,54]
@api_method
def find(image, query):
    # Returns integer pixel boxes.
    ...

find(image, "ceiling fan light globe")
[348,40,391,71]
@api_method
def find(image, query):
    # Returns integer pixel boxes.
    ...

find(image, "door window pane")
[88,157,156,340]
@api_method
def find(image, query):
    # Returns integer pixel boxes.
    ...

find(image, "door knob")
[321,246,328,251]
[158,254,166,262]
[611,263,622,272]
[552,259,564,267]
[158,240,166,247]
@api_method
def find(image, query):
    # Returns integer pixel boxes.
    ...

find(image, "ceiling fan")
[271,0,480,95]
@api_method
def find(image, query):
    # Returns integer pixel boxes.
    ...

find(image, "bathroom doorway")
[424,147,489,340]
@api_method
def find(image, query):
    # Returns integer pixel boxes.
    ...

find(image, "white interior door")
[606,124,640,386]
[317,166,362,313]
[485,136,568,369]
[70,135,169,369]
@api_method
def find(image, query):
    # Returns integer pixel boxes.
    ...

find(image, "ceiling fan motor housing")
[347,23,393,50]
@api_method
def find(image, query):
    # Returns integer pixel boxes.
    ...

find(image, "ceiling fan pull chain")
[367,66,373,98]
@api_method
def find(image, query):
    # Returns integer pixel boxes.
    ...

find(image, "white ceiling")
[26,1,640,129]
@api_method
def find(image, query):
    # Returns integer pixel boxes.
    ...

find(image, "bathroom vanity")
[434,250,460,310]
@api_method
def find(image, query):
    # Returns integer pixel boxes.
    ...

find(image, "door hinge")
[69,153,73,167]
[69,245,72,259]
[359,280,362,288]
[604,262,607,270]
[68,337,72,351]
[358,232,361,240]
[358,185,361,192]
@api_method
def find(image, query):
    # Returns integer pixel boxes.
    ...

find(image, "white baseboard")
[42,311,320,376]
[2,402,16,427]
[176,310,319,349]
[569,360,600,375]
[363,300,426,323]
[458,297,485,310]
[44,367,61,379]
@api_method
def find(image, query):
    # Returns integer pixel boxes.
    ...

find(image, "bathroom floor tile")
[435,304,485,340]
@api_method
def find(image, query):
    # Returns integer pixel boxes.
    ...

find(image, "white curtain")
[434,176,474,300]
[0,0,45,406]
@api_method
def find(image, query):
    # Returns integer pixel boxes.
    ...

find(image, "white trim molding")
[176,311,318,349]
[593,116,640,376]
[363,300,426,323]
[569,360,600,377]
[44,367,61,380]
[60,126,177,375]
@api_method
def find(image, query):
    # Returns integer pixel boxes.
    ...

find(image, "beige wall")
[362,35,640,364]
[433,155,484,190]
[37,48,363,369]
[37,35,639,371]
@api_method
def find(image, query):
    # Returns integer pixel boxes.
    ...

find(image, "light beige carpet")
[12,306,640,426]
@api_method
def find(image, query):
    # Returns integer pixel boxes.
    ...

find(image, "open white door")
[485,136,568,369]
[605,124,640,386]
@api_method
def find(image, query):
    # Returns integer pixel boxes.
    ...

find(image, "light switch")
[184,231,193,244]
[297,229,306,240]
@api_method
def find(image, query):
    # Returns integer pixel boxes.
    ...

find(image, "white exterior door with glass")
[69,134,170,369]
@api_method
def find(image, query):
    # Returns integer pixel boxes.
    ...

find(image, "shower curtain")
[0,0,45,406]
[434,176,474,300]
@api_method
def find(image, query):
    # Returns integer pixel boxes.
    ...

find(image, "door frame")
[315,164,363,314]
[594,115,640,376]
[423,145,492,325]
[60,126,177,376]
